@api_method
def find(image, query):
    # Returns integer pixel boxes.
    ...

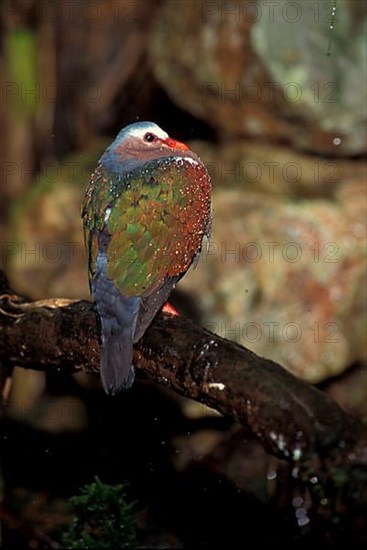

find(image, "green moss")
[61,477,137,549]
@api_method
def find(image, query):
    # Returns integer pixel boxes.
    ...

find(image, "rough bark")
[0,270,366,474]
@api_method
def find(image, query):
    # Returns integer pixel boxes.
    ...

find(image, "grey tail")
[99,316,135,396]
[91,252,140,395]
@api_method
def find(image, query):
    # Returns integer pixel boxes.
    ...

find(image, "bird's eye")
[144,132,157,143]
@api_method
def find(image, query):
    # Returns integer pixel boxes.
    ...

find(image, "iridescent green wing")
[105,157,211,298]
[82,165,124,283]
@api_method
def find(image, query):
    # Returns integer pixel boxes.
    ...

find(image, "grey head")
[99,121,192,173]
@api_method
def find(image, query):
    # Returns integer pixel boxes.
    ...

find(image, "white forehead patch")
[126,122,168,140]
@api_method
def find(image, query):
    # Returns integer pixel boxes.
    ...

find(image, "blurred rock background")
[2,0,366,383]
[1,0,366,547]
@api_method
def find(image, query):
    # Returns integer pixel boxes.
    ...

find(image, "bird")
[82,121,211,395]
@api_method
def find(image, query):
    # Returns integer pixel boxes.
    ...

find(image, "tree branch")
[0,270,366,473]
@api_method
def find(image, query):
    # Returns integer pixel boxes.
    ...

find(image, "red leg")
[162,301,180,316]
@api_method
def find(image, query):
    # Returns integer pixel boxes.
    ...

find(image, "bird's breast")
[99,155,211,296]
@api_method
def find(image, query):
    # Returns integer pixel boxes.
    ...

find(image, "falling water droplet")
[327,0,338,57]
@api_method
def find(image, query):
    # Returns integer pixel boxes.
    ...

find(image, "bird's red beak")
[163,137,189,151]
